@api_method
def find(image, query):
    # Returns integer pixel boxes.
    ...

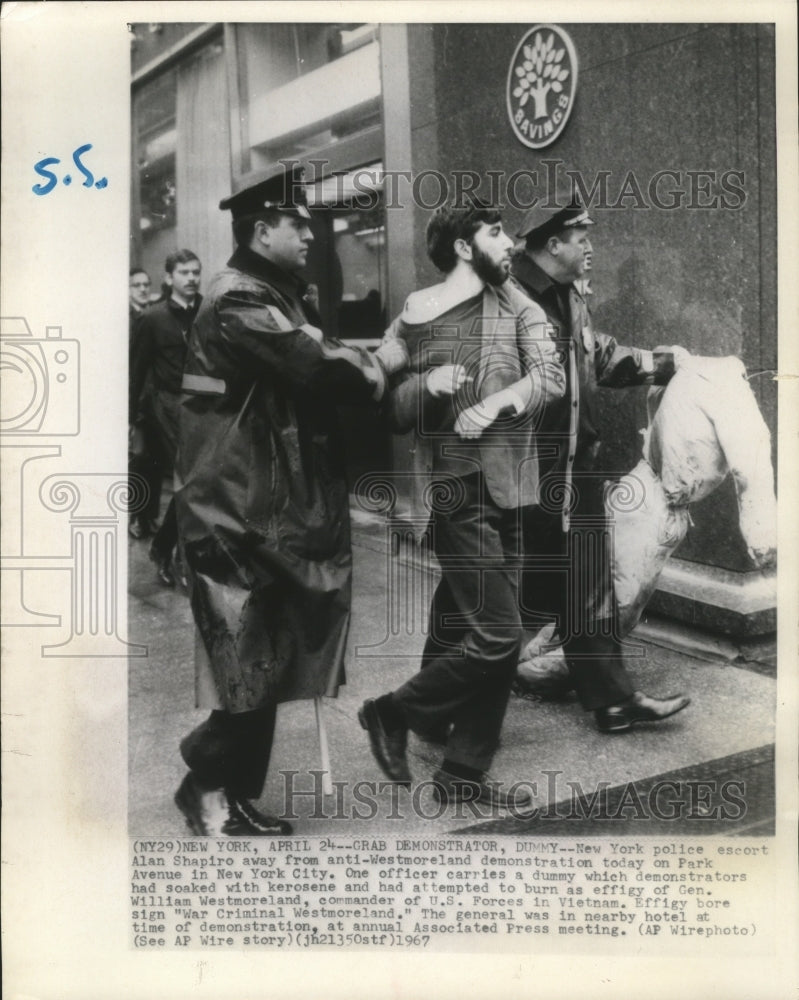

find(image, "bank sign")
[507,25,578,149]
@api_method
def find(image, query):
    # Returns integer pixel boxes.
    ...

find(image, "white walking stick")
[314,697,334,796]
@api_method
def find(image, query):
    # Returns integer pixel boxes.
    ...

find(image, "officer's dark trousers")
[179,706,277,800]
[392,473,523,773]
[129,432,163,524]
[521,472,634,711]
[147,389,180,560]
[151,496,178,562]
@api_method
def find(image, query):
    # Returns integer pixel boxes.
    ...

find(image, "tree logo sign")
[507,25,578,149]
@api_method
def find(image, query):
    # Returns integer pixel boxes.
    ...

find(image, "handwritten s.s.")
[32,143,108,195]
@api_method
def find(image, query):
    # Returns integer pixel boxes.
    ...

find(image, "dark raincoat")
[510,251,676,634]
[175,246,386,714]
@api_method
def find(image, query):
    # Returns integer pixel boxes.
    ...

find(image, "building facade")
[130,21,777,639]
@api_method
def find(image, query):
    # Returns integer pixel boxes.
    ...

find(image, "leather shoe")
[225,794,293,836]
[595,690,690,733]
[175,774,293,836]
[431,769,534,811]
[149,545,175,587]
[174,773,230,835]
[173,555,189,590]
[128,517,145,540]
[358,698,411,785]
[154,561,175,587]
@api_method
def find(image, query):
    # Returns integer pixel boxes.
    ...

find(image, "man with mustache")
[130,249,202,585]
[510,186,690,733]
[360,198,566,810]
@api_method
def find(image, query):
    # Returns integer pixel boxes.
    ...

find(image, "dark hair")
[129,267,149,279]
[426,199,502,273]
[232,209,285,248]
[164,249,201,274]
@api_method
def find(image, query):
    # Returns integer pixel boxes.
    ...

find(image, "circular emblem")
[507,25,578,149]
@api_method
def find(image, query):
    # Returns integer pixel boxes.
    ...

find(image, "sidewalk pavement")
[128,506,775,838]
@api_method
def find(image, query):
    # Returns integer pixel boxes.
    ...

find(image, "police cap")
[516,176,594,241]
[219,161,311,220]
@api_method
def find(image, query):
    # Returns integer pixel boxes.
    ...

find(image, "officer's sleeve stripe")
[265,305,323,343]
[300,324,324,343]
[265,304,295,332]
[182,373,226,395]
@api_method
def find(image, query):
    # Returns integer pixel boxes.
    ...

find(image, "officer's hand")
[426,364,472,397]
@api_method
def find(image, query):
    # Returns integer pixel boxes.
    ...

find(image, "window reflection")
[133,69,178,276]
[334,202,387,340]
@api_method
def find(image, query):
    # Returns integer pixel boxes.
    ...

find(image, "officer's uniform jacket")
[175,246,385,713]
[510,252,676,530]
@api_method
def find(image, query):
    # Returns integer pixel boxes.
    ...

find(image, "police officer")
[173,163,405,836]
[511,184,691,733]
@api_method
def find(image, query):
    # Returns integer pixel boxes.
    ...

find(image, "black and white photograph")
[2,3,798,998]
[127,19,778,836]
